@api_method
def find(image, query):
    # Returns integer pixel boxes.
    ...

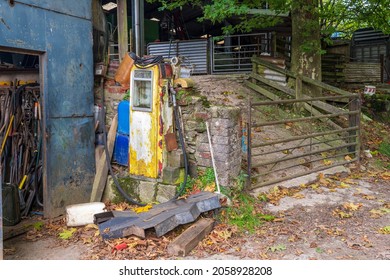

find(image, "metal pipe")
[252,126,358,149]
[249,157,357,189]
[252,150,357,179]
[252,110,359,128]
[251,94,351,106]
[134,0,141,56]
[252,133,355,157]
[252,141,357,169]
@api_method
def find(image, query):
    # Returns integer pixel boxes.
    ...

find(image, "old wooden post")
[117,0,129,62]
[348,95,361,158]
[247,97,252,186]
[294,75,303,112]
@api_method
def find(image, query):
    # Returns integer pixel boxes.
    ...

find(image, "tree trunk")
[291,0,322,96]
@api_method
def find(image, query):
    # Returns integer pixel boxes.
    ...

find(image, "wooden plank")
[244,80,280,101]
[167,218,215,257]
[90,114,118,202]
[252,56,353,96]
[249,73,345,115]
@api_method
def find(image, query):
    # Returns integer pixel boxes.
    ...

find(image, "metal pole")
[205,122,221,194]
[134,0,141,56]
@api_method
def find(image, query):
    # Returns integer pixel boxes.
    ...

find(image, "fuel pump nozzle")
[169,83,177,108]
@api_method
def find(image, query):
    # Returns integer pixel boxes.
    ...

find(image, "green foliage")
[58,228,77,240]
[225,193,275,233]
[33,221,44,231]
[122,90,130,101]
[178,167,216,195]
[268,244,286,252]
[199,167,215,186]
[378,142,390,158]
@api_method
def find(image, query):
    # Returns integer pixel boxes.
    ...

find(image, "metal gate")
[246,57,361,190]
[211,33,271,73]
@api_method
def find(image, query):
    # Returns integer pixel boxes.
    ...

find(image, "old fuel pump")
[129,56,178,180]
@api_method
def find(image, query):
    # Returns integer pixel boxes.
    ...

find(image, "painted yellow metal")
[129,64,175,179]
[130,65,162,178]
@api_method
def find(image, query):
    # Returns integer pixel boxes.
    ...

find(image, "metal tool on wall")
[0,81,42,221]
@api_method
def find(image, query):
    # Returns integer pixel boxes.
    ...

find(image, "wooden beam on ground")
[90,114,118,202]
[167,218,215,257]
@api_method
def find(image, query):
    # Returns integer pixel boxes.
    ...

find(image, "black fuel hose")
[169,85,188,201]
[129,52,164,69]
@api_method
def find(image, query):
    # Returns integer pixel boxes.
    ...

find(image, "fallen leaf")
[323,159,333,166]
[134,204,152,214]
[59,228,77,240]
[361,194,376,200]
[378,226,390,234]
[343,202,362,211]
[292,193,305,199]
[33,221,44,231]
[339,182,351,188]
[344,155,353,161]
[268,244,286,252]
[333,209,352,218]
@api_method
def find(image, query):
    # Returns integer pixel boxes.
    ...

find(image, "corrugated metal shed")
[147,40,209,74]
[351,28,390,81]
[0,0,95,218]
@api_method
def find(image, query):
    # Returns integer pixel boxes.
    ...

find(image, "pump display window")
[132,69,153,112]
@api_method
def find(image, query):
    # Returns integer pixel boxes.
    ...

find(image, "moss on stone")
[111,177,140,204]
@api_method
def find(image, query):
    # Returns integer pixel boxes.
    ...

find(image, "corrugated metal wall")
[147,40,209,74]
[0,0,95,218]
[351,28,390,81]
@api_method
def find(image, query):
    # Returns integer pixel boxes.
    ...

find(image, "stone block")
[194,111,211,121]
[210,118,237,129]
[213,143,233,155]
[156,184,177,203]
[210,106,241,119]
[139,181,157,203]
[185,120,198,131]
[196,157,212,167]
[102,175,116,203]
[197,142,210,152]
[188,161,198,178]
[163,166,181,184]
[167,150,184,168]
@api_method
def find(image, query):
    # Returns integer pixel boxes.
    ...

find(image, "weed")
[122,90,130,101]
[378,142,390,158]
[268,244,286,252]
[224,193,274,233]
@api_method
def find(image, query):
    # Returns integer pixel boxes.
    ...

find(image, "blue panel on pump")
[117,101,130,135]
[113,133,129,166]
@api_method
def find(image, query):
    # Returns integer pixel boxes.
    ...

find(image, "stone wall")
[179,96,242,187]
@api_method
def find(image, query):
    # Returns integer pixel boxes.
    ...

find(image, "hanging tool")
[0,114,14,156]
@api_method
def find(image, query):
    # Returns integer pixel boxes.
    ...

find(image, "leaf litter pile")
[4,121,390,260]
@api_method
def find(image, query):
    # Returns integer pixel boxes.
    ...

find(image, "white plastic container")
[364,85,376,95]
[66,202,106,226]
